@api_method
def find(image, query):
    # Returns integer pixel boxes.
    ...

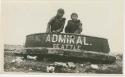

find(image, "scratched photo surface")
[2,0,123,74]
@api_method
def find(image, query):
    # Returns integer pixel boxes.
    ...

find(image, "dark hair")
[57,8,65,14]
[71,13,78,19]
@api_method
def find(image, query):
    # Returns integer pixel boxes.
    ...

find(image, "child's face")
[57,12,64,18]
[71,15,78,21]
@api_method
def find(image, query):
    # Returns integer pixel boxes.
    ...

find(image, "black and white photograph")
[1,0,123,74]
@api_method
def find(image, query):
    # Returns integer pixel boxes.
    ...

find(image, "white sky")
[2,0,123,54]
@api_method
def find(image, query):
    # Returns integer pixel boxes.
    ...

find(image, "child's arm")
[65,20,70,33]
[46,17,55,33]
[79,23,82,32]
[46,23,51,33]
[74,22,82,34]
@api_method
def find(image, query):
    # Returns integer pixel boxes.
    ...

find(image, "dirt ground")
[4,51,123,74]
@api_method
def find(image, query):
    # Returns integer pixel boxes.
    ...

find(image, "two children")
[46,8,82,34]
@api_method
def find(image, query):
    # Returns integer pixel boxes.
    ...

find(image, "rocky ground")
[4,51,122,74]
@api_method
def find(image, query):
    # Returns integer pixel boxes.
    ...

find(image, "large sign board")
[25,33,110,53]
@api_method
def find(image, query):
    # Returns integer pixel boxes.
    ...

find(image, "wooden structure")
[15,33,116,64]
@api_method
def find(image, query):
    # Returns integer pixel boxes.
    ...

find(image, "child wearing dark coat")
[65,13,82,34]
[46,8,66,33]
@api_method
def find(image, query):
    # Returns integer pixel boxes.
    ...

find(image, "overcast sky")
[2,0,123,54]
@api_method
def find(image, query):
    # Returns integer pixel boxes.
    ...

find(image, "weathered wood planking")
[25,33,110,53]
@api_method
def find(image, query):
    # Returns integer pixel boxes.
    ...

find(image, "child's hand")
[56,29,61,32]
[52,30,56,33]
[74,30,81,34]
[46,29,51,33]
